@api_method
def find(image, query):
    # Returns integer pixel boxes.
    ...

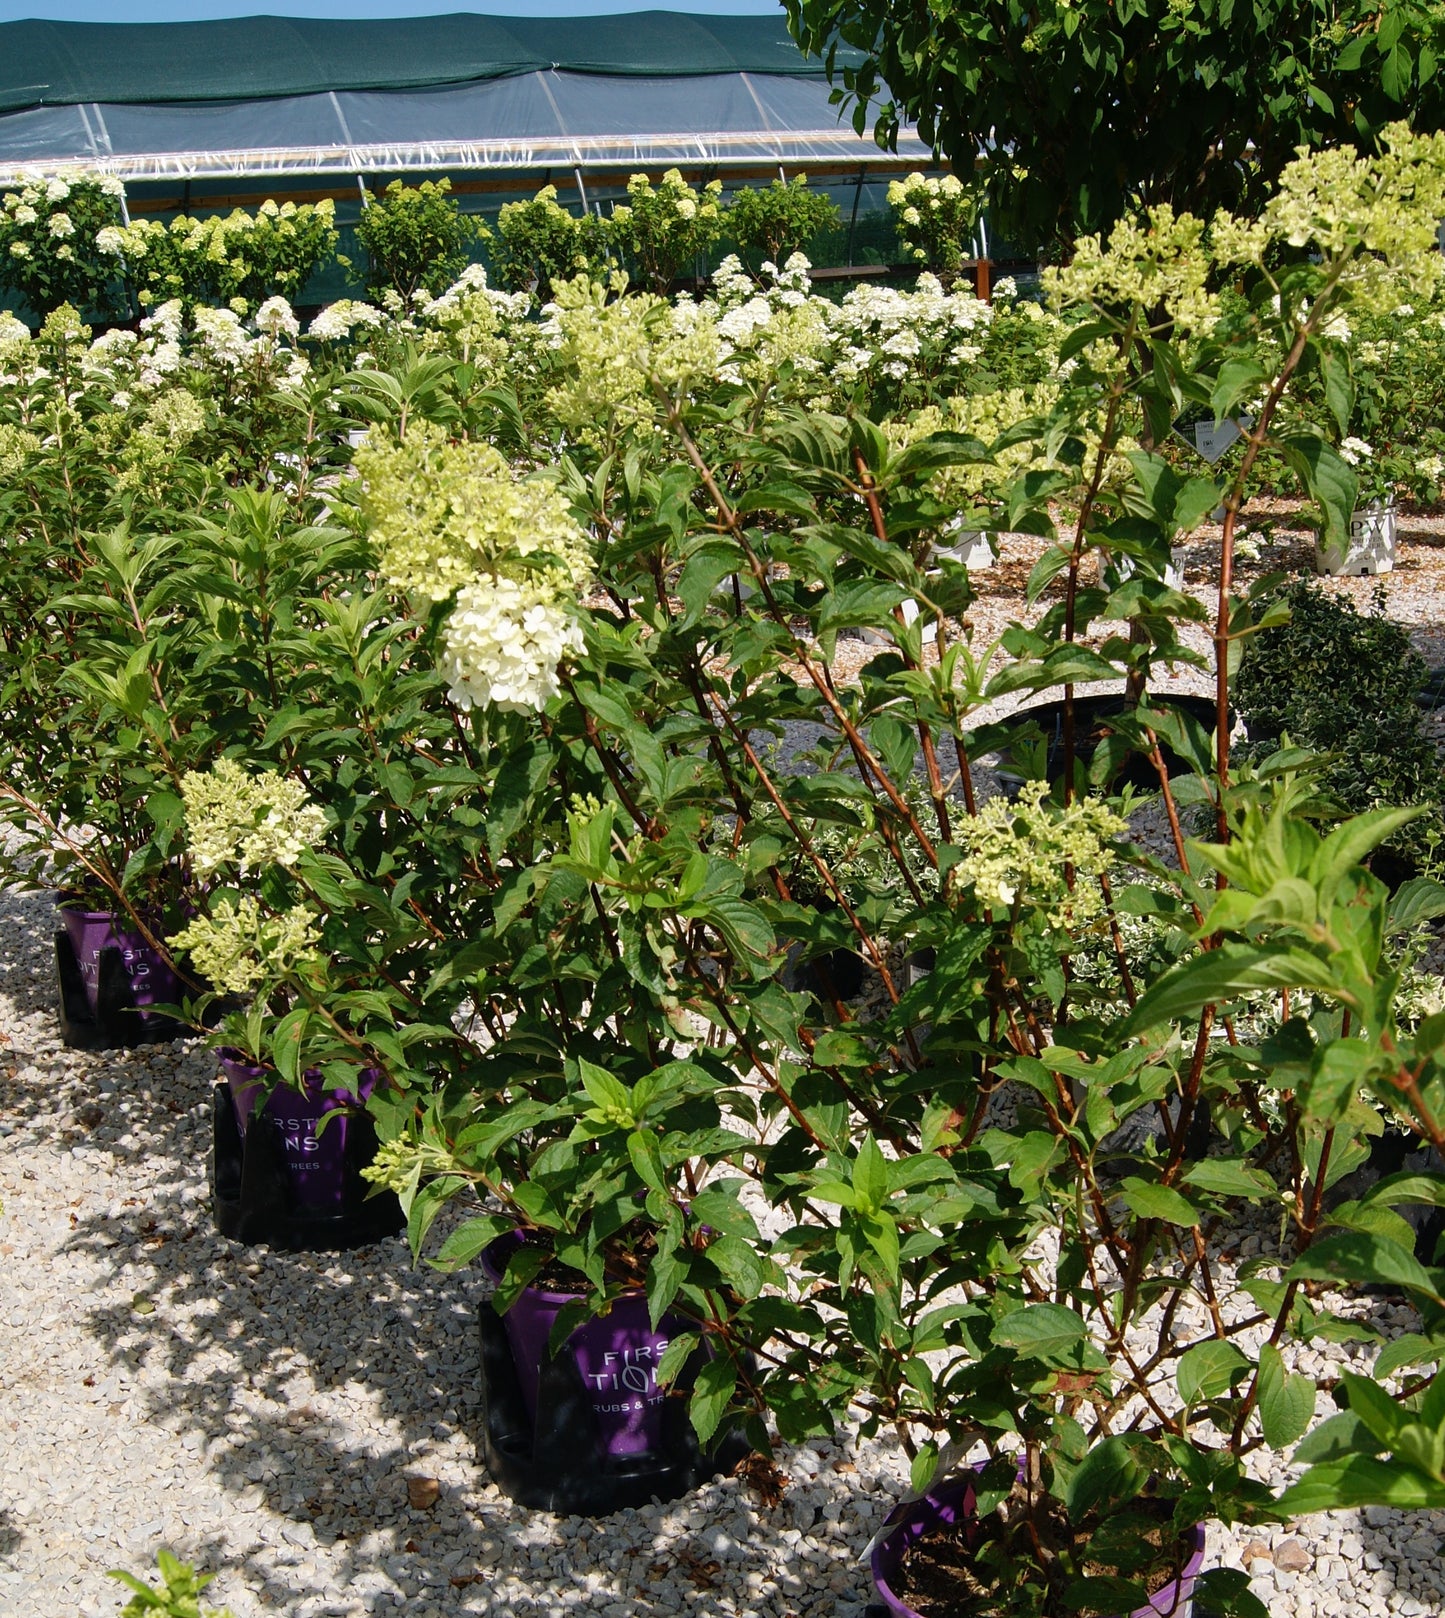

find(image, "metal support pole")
[845,168,864,268]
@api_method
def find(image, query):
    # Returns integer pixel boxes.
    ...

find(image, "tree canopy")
[783,0,1445,253]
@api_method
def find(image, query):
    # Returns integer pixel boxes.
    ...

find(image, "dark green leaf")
[688,1354,736,1445]
[992,1303,1087,1361]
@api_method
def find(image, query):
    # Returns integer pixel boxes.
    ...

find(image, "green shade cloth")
[0,13,848,115]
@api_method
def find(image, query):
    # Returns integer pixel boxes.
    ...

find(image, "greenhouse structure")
[0,13,949,292]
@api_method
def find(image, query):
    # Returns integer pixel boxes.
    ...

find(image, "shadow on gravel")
[0,886,61,1024]
[0,886,86,1142]
[0,1507,24,1561]
[1353,1515,1445,1614]
[63,1056,865,1617]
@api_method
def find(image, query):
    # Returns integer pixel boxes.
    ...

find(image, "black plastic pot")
[1346,1131,1445,1267]
[780,940,868,1003]
[994,693,1222,795]
[53,923,188,1050]
[210,1081,405,1251]
[870,1470,1206,1618]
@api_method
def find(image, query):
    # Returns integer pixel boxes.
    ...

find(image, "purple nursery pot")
[481,1230,693,1460]
[58,905,182,1022]
[870,1471,1207,1618]
[219,1051,378,1215]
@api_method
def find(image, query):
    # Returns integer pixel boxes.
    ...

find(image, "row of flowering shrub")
[0,169,959,323]
[7,172,1444,509]
[4,130,1445,1610]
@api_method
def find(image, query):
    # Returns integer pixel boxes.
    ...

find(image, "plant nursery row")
[2,131,1445,1618]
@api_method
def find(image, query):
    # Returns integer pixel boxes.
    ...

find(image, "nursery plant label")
[577,1338,669,1399]
[268,1111,324,1168]
[1175,415,1253,463]
[570,1333,677,1456]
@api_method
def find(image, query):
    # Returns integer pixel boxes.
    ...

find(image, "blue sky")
[0,0,781,17]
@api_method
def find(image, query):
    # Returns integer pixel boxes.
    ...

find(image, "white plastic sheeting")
[0,69,932,181]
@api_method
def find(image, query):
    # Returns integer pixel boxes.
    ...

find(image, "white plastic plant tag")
[1175,415,1253,464]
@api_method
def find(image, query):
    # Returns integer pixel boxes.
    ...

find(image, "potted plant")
[0,293,365,1045]
[145,133,1445,1576]
[162,753,410,1249]
[727,176,841,273]
[0,307,210,1045]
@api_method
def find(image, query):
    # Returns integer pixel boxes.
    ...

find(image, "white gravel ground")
[1,845,1443,1613]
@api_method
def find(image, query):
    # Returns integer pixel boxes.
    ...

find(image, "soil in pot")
[874,1474,1205,1618]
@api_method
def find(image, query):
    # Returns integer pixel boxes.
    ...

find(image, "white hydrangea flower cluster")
[438,577,586,713]
[357,421,593,714]
[711,253,757,305]
[108,294,308,391]
[957,780,1128,932]
[307,299,383,341]
[139,301,184,343]
[179,757,328,876]
[828,274,993,385]
[1339,436,1373,466]
[86,326,137,364]
[415,263,530,367]
[169,895,322,997]
[254,296,299,338]
[710,253,829,389]
[192,306,253,369]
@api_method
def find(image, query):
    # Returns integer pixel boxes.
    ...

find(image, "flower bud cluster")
[0,422,40,478]
[357,421,592,606]
[957,780,1128,932]
[542,273,722,434]
[1045,205,1221,337]
[357,421,593,713]
[179,757,328,876]
[169,895,322,997]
